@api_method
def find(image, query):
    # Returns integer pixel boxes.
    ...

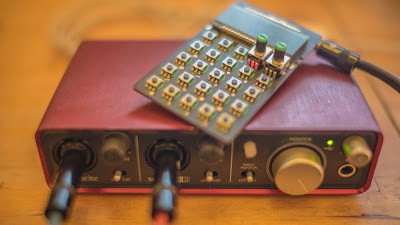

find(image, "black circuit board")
[134,2,321,144]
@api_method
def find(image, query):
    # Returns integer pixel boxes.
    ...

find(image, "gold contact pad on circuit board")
[160,63,178,80]
[180,93,198,115]
[192,59,208,75]
[215,112,236,133]
[230,99,248,117]
[225,77,242,93]
[243,86,261,103]
[177,72,195,90]
[198,103,216,124]
[145,75,164,95]
[208,68,225,85]
[162,84,180,103]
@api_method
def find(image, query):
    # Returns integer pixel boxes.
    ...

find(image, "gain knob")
[271,146,324,195]
[101,132,131,166]
[342,135,373,168]
[198,136,225,166]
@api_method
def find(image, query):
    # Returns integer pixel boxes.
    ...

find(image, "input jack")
[53,138,96,171]
[146,139,190,170]
[338,164,357,178]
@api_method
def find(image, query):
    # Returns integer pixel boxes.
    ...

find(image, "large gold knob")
[342,135,373,168]
[271,147,324,195]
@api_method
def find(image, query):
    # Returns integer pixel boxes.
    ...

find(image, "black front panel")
[40,130,377,190]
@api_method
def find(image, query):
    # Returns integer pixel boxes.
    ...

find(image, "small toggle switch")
[245,171,255,183]
[113,170,123,182]
[205,171,214,183]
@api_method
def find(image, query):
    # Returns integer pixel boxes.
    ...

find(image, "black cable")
[355,59,400,93]
[316,40,400,93]
[45,150,87,225]
[152,150,180,224]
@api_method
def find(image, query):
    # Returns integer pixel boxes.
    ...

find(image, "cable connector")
[45,149,87,225]
[152,150,180,224]
[317,40,399,93]
[316,40,359,73]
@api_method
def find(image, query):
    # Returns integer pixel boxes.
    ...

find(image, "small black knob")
[101,132,131,166]
[198,136,225,166]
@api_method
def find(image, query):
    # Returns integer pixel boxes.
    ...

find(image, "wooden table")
[0,0,399,224]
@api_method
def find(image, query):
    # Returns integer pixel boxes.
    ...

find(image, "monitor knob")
[271,146,324,195]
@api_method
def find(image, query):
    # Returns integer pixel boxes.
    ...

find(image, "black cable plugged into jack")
[148,140,187,225]
[45,138,184,225]
[45,150,86,225]
[45,141,93,225]
[152,150,179,225]
[316,40,400,93]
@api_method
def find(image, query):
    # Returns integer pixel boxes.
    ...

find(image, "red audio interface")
[36,41,382,196]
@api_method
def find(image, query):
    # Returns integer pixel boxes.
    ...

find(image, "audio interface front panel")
[40,130,377,191]
[36,41,383,196]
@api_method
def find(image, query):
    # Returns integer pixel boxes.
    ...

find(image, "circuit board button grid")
[133,3,321,144]
[136,29,295,140]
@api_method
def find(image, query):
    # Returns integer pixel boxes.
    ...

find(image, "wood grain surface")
[0,0,399,224]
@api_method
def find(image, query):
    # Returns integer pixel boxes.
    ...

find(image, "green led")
[326,139,334,147]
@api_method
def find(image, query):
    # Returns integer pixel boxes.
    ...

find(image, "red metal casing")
[36,41,382,195]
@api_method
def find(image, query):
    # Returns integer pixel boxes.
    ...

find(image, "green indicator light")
[343,143,352,155]
[275,42,287,52]
[327,140,334,146]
